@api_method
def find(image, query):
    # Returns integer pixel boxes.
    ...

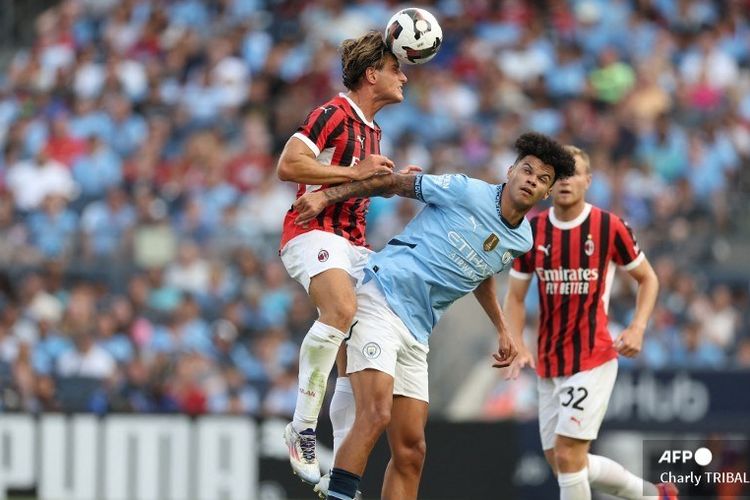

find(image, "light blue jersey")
[366,174,533,345]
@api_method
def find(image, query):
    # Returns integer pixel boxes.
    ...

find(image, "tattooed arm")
[319,173,419,202]
[293,173,419,224]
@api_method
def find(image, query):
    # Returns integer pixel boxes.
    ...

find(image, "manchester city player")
[292,132,576,500]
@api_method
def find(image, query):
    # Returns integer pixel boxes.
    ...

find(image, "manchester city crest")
[502,251,513,265]
[363,342,381,359]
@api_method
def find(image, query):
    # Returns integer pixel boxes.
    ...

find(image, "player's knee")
[319,300,357,331]
[359,404,391,432]
[393,438,426,473]
[553,441,587,471]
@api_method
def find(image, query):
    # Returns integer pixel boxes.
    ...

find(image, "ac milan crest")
[584,236,595,257]
[318,249,329,262]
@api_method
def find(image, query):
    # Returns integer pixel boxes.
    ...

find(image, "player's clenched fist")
[351,154,394,180]
[614,325,645,358]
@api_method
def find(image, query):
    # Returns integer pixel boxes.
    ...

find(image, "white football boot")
[284,423,321,484]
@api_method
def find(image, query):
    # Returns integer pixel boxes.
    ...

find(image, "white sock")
[558,468,591,500]
[588,454,658,498]
[329,377,356,459]
[292,321,346,432]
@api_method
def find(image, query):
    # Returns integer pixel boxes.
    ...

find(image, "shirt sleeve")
[611,215,644,270]
[510,247,534,280]
[292,105,346,157]
[414,174,470,206]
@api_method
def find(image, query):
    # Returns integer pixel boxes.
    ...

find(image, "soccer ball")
[385,8,443,65]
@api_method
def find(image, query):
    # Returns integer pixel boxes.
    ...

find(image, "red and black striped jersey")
[510,204,643,378]
[280,93,382,250]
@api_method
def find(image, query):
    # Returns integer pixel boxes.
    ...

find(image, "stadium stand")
[0,0,748,421]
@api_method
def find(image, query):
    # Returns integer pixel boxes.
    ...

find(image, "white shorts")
[346,279,430,403]
[280,230,372,292]
[538,358,618,450]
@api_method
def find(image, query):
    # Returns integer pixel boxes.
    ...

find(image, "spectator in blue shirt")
[107,95,147,158]
[96,310,134,365]
[208,318,266,388]
[72,135,123,201]
[545,44,587,100]
[80,187,136,260]
[192,167,238,227]
[638,115,689,182]
[27,294,72,376]
[26,194,79,260]
[68,98,114,142]
[672,321,726,369]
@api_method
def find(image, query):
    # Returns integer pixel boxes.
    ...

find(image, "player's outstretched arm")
[473,277,518,368]
[614,257,659,358]
[293,173,419,224]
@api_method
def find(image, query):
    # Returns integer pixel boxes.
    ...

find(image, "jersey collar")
[549,203,592,230]
[339,93,377,130]
[496,184,522,229]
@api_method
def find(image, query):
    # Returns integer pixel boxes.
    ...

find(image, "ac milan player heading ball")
[277,30,419,486]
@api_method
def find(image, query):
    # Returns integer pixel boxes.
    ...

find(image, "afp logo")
[658,447,713,466]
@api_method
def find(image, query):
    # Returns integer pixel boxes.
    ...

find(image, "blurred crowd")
[0,0,749,416]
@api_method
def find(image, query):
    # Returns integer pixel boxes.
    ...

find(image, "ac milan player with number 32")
[504,146,677,500]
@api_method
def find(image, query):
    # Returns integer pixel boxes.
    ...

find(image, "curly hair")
[340,31,390,90]
[514,132,576,182]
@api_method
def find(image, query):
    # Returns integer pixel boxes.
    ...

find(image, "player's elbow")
[645,267,659,295]
[276,159,294,182]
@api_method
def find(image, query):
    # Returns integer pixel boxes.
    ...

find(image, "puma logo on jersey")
[570,416,582,427]
[357,135,365,148]
[319,106,333,114]
[468,216,478,232]
[538,244,551,256]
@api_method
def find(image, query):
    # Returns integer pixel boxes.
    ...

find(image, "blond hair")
[564,145,591,173]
